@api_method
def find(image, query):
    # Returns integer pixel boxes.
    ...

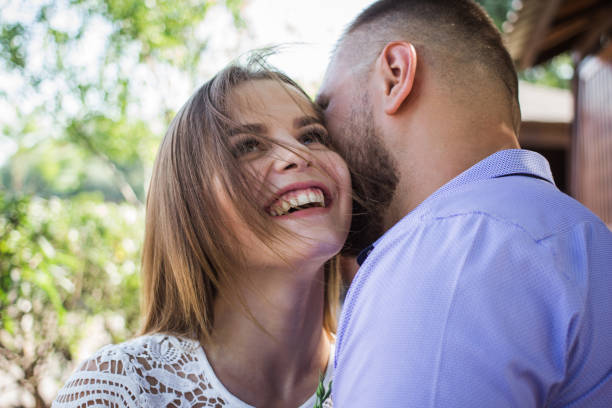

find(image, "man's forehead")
[327,43,353,73]
[317,50,350,102]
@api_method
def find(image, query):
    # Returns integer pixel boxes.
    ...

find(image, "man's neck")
[383,123,519,230]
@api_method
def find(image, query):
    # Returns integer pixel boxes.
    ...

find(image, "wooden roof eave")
[504,0,565,70]
[504,0,612,69]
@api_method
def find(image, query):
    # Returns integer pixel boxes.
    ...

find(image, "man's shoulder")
[423,175,604,241]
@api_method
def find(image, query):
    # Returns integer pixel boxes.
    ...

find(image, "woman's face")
[222,79,352,271]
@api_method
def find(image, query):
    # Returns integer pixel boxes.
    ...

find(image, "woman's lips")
[265,182,332,216]
[268,187,325,216]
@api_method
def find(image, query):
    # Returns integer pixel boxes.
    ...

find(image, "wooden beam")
[599,41,612,62]
[520,0,565,70]
[556,0,601,21]
[504,2,543,61]
[540,16,589,51]
[574,6,612,60]
[519,122,571,149]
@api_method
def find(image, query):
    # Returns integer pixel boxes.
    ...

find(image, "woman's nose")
[272,145,311,172]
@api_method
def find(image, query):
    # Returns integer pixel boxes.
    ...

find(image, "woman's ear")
[376,42,417,115]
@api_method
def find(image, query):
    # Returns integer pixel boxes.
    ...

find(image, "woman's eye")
[231,138,261,158]
[300,130,328,146]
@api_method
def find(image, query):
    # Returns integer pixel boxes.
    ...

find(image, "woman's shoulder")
[52,333,203,407]
[66,332,200,373]
[104,332,201,360]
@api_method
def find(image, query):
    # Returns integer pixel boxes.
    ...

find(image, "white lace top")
[52,333,334,408]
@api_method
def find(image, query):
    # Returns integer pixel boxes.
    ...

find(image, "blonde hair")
[139,61,341,343]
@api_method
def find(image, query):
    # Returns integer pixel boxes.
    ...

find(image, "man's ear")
[376,42,417,115]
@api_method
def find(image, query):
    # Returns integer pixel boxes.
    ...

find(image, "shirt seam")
[425,212,558,406]
[562,369,612,407]
[535,220,604,244]
[425,210,541,243]
[366,150,556,259]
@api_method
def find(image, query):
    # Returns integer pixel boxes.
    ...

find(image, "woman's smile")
[225,78,352,266]
[267,182,331,216]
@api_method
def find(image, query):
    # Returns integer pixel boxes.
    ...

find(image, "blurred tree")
[0,0,245,203]
[0,1,244,406]
[520,53,574,89]
[476,0,573,89]
[476,0,514,28]
[0,192,143,406]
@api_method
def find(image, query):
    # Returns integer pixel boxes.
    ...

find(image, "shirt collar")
[435,148,554,195]
[356,244,374,266]
[355,149,553,266]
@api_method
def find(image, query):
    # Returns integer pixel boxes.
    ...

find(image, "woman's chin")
[287,240,344,267]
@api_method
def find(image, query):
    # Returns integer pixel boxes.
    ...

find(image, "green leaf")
[314,373,332,407]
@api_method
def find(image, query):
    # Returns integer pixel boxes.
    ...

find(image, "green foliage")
[476,0,573,90]
[520,53,573,90]
[0,0,244,405]
[0,23,26,69]
[475,0,514,28]
[0,191,144,403]
[78,0,214,65]
[1,0,244,203]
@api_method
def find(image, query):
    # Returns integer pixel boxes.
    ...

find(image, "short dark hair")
[340,0,520,129]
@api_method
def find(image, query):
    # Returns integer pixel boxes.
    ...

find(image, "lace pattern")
[52,334,333,408]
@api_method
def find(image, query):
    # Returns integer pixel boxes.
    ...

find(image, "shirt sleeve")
[333,213,580,407]
[52,345,141,408]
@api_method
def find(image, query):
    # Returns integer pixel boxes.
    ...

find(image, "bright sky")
[233,0,375,89]
[0,0,375,165]
[142,0,376,132]
[0,0,574,168]
[165,0,376,108]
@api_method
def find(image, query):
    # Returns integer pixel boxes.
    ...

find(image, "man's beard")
[334,96,399,257]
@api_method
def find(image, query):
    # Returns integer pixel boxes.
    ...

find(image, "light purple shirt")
[333,149,612,407]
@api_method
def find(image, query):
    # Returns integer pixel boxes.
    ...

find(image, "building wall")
[572,54,612,227]
[519,121,571,193]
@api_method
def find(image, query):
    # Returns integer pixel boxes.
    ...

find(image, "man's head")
[318,0,520,253]
[319,0,520,129]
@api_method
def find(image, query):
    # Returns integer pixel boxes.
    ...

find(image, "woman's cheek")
[330,152,351,191]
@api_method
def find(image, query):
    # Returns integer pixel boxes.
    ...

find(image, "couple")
[54,1,612,407]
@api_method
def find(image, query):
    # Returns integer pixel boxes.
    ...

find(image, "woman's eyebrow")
[228,123,266,136]
[294,116,322,129]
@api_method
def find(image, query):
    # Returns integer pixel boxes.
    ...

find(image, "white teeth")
[297,194,309,206]
[268,188,326,216]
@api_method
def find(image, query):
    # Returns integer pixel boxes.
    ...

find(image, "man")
[317,1,612,406]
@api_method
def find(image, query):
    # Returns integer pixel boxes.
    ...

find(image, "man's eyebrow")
[228,123,266,136]
[294,116,322,128]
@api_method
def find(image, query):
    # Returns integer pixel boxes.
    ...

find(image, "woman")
[52,60,351,407]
